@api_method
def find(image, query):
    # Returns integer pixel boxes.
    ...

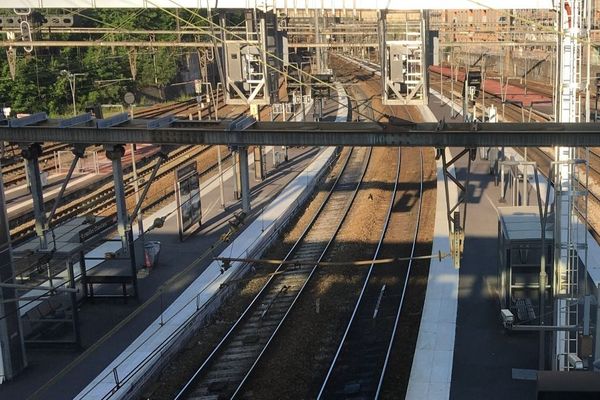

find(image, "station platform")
[5,144,159,220]
[426,91,539,399]
[0,145,324,400]
[430,65,552,108]
[1,88,348,399]
[406,107,458,400]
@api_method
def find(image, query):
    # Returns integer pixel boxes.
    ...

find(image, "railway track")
[315,74,426,398]
[134,88,226,119]
[331,53,424,123]
[429,70,551,123]
[2,143,71,188]
[231,59,431,400]
[318,147,423,399]
[175,146,372,400]
[10,145,224,241]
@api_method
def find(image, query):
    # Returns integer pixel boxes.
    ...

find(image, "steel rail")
[174,146,372,400]
[375,146,424,398]
[2,143,71,187]
[9,145,202,240]
[317,146,402,399]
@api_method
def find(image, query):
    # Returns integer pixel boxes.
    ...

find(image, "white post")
[217,145,225,209]
[130,144,143,239]
[554,0,586,371]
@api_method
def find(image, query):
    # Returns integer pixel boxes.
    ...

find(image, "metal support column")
[22,143,47,249]
[0,169,27,382]
[239,147,251,213]
[66,259,81,347]
[217,145,225,208]
[421,11,430,105]
[130,144,143,239]
[232,148,240,200]
[553,0,588,371]
[127,229,139,299]
[437,146,476,268]
[377,10,387,103]
[254,147,265,181]
[79,251,88,298]
[315,9,322,73]
[104,145,129,252]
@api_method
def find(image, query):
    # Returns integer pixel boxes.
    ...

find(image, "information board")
[175,161,202,240]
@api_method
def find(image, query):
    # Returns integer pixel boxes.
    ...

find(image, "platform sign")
[175,161,202,241]
[79,215,118,243]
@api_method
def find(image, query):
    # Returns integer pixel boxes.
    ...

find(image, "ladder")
[553,154,588,371]
[554,0,589,371]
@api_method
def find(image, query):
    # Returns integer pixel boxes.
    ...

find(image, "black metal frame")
[4,115,600,146]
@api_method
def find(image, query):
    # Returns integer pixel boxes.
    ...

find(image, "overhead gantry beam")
[0,0,554,9]
[2,118,600,147]
[0,41,376,48]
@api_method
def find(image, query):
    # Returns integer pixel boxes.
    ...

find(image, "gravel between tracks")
[380,147,437,398]
[140,148,349,399]
[239,147,432,399]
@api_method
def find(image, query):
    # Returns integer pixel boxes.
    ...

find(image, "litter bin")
[143,241,161,268]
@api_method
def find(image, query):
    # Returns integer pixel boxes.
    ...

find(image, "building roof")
[498,206,553,242]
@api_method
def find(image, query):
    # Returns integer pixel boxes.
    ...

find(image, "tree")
[0,8,194,116]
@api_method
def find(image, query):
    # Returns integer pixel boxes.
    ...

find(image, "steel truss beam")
[0,0,554,10]
[0,40,377,49]
[3,119,600,147]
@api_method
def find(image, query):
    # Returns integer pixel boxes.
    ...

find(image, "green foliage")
[0,9,196,116]
[0,52,72,115]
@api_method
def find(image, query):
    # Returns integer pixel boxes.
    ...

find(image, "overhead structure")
[220,9,282,105]
[0,171,27,383]
[4,119,600,147]
[378,11,428,105]
[0,0,554,9]
[552,0,591,372]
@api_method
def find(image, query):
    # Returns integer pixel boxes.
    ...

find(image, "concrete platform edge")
[406,122,459,398]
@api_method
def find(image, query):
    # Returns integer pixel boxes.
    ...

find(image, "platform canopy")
[4,0,554,10]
